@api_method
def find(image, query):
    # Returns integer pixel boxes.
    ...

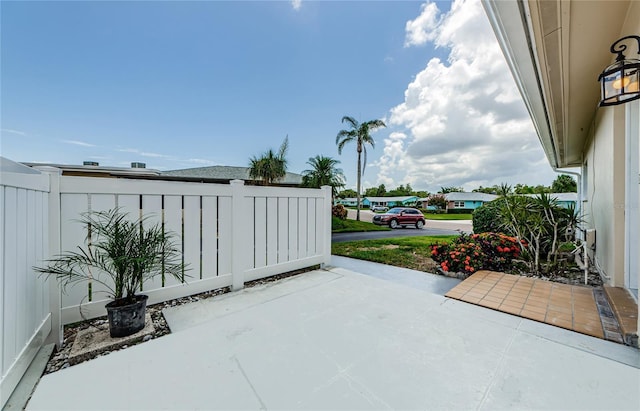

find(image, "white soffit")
[483,0,632,168]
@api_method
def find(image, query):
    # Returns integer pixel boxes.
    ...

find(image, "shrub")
[332,204,348,220]
[447,208,474,214]
[430,232,525,276]
[472,201,501,233]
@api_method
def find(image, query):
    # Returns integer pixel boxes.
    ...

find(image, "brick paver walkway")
[445,271,611,339]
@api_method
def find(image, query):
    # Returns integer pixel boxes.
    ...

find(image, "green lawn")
[331,235,457,271]
[422,213,472,220]
[331,217,390,233]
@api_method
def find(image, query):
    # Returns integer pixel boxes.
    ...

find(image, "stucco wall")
[584,106,626,286]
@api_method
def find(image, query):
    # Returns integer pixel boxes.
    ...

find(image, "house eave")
[482,0,633,169]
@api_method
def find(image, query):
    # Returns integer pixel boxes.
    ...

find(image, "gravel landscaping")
[44,268,312,374]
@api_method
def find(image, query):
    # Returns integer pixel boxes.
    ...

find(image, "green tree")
[249,136,289,185]
[336,116,386,220]
[551,174,577,193]
[364,184,387,197]
[337,189,357,198]
[387,184,413,197]
[301,155,345,196]
[426,194,447,210]
[473,185,500,194]
[438,186,463,194]
[364,187,377,197]
[513,184,549,194]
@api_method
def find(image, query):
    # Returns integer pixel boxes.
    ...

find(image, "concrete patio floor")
[27,261,639,410]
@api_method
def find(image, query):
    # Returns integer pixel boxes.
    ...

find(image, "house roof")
[482,0,634,168]
[444,192,498,202]
[163,166,303,185]
[21,161,161,177]
[364,196,418,203]
[2,157,41,174]
[525,192,578,202]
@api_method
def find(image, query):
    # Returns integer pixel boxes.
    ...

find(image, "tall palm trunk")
[356,141,362,221]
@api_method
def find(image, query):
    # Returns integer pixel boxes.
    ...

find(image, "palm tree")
[335,116,386,220]
[301,155,346,197]
[249,136,289,185]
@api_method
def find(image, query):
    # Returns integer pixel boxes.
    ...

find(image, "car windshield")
[387,208,403,214]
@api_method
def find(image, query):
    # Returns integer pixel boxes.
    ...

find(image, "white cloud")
[187,158,215,165]
[291,0,301,11]
[1,128,27,136]
[140,151,169,158]
[62,139,95,147]
[378,0,556,192]
[404,2,440,47]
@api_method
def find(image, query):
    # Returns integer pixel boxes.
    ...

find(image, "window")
[454,201,464,208]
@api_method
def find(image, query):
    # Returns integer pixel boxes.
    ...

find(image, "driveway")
[27,260,639,410]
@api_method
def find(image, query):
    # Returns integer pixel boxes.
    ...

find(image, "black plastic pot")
[105,295,148,338]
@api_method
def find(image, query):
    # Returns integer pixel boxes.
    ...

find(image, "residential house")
[443,192,498,211]
[525,192,578,209]
[22,161,162,178]
[335,198,359,207]
[21,162,305,187]
[483,0,639,338]
[164,165,303,186]
[362,196,419,208]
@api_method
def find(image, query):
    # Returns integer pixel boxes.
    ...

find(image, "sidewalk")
[27,262,639,410]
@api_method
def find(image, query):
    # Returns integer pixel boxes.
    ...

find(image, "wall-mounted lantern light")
[598,35,640,106]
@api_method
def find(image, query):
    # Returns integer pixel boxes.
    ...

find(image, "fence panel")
[254,197,267,269]
[201,196,218,279]
[1,170,52,409]
[142,195,163,291]
[288,198,299,261]
[163,195,184,288]
[218,196,233,276]
[183,195,201,282]
[87,194,118,302]
[53,177,330,323]
[298,198,309,259]
[278,198,288,263]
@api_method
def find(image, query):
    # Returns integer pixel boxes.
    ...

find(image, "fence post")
[35,167,64,348]
[230,180,247,291]
[321,185,332,268]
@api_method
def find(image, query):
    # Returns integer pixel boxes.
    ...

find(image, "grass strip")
[332,235,457,271]
[332,217,390,233]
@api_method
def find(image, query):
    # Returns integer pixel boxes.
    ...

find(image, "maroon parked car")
[372,207,426,229]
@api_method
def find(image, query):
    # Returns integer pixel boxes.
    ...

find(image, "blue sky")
[1,0,558,193]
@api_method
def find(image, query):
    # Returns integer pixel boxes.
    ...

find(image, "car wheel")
[416,220,424,229]
[389,219,398,229]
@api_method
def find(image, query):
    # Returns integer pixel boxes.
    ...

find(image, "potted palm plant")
[36,208,187,338]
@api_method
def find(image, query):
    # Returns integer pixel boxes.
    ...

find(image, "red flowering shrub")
[332,204,348,220]
[430,232,526,276]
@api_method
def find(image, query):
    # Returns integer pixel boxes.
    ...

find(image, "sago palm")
[336,116,386,220]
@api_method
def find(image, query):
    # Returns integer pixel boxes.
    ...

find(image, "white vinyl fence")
[1,164,54,407]
[1,161,331,407]
[56,176,332,324]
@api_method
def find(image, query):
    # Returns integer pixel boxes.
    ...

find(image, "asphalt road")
[333,209,473,243]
